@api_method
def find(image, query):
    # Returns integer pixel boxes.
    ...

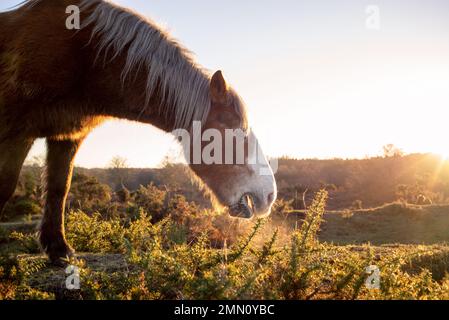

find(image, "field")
[2,0,448,305]
[2,184,449,300]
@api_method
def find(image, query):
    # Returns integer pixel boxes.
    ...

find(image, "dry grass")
[319,203,449,245]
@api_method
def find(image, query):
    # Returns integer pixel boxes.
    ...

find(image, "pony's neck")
[81,0,211,131]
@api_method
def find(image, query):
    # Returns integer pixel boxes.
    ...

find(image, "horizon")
[3,0,449,168]
[24,151,448,170]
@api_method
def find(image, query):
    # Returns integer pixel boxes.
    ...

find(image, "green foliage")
[2,190,449,300]
[297,190,327,253]
[1,198,41,222]
[0,255,54,300]
[69,173,112,213]
[9,231,40,254]
[66,211,125,253]
[131,184,166,221]
[4,155,449,300]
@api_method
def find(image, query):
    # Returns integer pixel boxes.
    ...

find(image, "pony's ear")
[210,70,228,104]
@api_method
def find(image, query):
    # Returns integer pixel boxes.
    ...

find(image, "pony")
[0,0,277,264]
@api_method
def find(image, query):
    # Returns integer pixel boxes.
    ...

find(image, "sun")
[417,143,449,160]
[433,149,449,160]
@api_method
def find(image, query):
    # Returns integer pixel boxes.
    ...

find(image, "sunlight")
[427,144,449,160]
[438,153,449,161]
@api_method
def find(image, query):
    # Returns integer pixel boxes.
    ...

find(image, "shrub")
[69,173,112,213]
[1,198,41,222]
[66,211,125,253]
[3,190,449,300]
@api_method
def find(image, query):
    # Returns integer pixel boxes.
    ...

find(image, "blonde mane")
[17,0,249,131]
[80,0,211,130]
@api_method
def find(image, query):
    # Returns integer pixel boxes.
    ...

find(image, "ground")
[1,194,449,300]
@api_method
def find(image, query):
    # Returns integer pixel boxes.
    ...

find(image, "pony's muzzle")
[229,193,257,219]
[229,192,276,219]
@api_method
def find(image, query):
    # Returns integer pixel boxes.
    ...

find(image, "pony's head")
[75,0,276,217]
[185,71,277,219]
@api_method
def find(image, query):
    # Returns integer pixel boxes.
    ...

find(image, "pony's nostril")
[267,192,274,204]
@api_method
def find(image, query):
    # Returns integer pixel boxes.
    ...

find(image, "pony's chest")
[38,115,107,140]
[23,109,107,140]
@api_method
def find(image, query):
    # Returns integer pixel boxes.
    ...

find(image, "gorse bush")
[66,211,125,253]
[2,190,449,300]
[69,173,112,213]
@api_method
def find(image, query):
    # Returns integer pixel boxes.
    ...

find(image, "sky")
[2,0,449,167]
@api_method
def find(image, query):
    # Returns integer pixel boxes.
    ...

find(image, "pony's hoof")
[43,242,76,266]
[49,251,76,267]
[39,232,76,266]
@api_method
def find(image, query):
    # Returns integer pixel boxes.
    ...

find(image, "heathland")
[1,153,449,299]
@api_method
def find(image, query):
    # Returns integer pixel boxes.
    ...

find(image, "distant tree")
[109,156,128,170]
[382,144,404,158]
[108,156,129,190]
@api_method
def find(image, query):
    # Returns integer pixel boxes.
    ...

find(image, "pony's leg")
[39,138,83,265]
[0,137,35,218]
